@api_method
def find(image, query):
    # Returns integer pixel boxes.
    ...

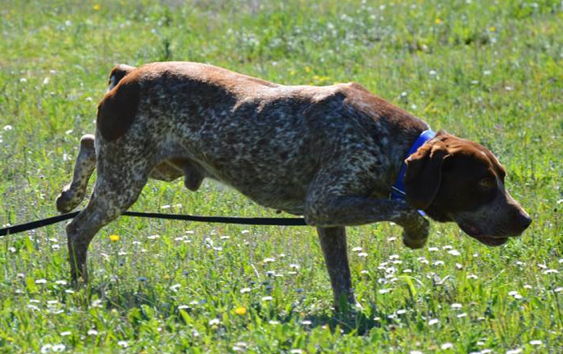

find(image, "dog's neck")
[390,128,436,200]
[380,118,432,197]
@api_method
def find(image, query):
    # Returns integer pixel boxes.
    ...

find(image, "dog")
[56,62,531,308]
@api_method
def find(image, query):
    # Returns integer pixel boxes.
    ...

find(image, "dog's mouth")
[459,222,509,247]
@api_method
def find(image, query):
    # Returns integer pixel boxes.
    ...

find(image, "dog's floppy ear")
[404,140,449,210]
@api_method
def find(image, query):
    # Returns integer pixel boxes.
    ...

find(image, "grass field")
[0,0,561,352]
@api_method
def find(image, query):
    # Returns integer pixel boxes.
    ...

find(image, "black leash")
[0,210,308,236]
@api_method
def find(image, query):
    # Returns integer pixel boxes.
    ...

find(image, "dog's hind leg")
[56,134,96,213]
[66,145,150,284]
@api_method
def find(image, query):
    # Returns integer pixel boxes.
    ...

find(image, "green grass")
[0,0,561,352]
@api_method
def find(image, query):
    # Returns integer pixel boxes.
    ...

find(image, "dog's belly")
[195,155,313,215]
[231,183,307,215]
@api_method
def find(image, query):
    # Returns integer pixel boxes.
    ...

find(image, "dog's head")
[404,131,531,246]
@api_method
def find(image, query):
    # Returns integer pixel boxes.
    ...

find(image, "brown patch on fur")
[97,71,141,141]
[404,131,497,218]
[404,131,529,236]
[108,64,135,88]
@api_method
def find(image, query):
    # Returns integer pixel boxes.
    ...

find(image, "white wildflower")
[441,342,453,349]
[508,291,523,299]
[417,257,429,264]
[506,348,522,354]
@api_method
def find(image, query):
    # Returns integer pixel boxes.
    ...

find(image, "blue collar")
[390,129,436,205]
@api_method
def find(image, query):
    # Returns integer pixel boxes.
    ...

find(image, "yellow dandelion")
[109,234,120,242]
[435,18,443,25]
[234,306,247,315]
[489,26,496,32]
[304,66,312,73]
[93,4,101,11]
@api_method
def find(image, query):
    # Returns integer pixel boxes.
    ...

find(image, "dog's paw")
[402,216,429,249]
[56,186,81,213]
[403,233,428,249]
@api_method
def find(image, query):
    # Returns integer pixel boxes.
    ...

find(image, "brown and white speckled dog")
[57,62,531,308]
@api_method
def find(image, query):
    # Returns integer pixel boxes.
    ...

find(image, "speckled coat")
[56,62,531,309]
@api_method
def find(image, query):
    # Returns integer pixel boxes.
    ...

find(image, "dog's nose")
[517,212,532,230]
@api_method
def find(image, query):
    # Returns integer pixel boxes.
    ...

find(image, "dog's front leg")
[316,226,355,310]
[307,196,429,249]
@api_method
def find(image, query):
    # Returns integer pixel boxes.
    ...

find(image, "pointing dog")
[57,62,531,308]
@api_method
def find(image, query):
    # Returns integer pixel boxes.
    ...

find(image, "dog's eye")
[478,177,496,189]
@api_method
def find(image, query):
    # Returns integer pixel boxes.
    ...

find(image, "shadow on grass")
[250,300,390,335]
[301,304,385,335]
[78,282,393,336]
[83,281,170,313]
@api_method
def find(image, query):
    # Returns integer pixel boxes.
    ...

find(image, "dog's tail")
[107,64,136,91]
